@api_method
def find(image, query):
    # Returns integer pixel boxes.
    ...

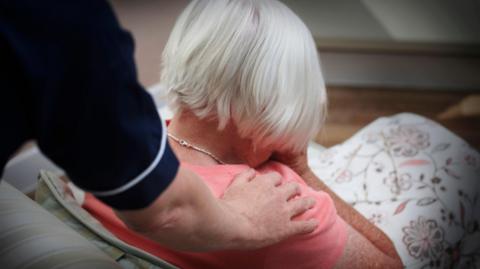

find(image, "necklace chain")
[167,133,226,164]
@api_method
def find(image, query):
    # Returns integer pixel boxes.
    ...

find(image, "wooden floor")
[317,86,480,149]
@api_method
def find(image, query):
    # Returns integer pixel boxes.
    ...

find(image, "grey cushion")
[34,171,179,269]
[0,181,122,269]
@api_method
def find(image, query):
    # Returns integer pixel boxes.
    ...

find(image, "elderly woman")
[83,0,403,268]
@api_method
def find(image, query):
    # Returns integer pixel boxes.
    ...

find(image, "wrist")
[217,201,255,250]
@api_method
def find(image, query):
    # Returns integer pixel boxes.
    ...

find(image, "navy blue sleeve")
[0,0,179,210]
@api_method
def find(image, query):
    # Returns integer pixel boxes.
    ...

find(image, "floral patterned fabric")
[308,113,480,268]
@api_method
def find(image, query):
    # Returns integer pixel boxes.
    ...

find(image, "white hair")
[161,0,327,152]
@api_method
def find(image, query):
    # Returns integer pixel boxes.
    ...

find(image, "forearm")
[118,164,319,252]
[335,224,402,269]
[301,170,400,260]
[116,165,246,252]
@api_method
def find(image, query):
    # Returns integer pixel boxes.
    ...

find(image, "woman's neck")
[167,110,246,166]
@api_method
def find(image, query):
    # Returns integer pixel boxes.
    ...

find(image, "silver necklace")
[167,133,226,164]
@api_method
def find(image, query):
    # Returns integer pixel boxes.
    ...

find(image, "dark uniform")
[0,0,179,210]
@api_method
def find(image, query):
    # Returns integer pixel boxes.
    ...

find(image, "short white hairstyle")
[161,0,327,152]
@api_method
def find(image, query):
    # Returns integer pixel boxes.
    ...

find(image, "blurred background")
[2,3,478,266]
[110,0,480,148]
[4,0,480,193]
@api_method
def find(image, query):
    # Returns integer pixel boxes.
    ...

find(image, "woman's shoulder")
[182,161,301,181]
[182,162,250,174]
[258,161,306,183]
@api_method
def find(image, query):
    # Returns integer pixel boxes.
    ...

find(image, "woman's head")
[161,0,327,153]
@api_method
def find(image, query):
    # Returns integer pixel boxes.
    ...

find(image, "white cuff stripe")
[89,118,168,197]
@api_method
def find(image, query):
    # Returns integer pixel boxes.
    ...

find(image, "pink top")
[83,161,347,269]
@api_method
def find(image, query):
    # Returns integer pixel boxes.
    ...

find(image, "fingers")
[230,170,282,190]
[260,172,282,186]
[289,196,316,217]
[291,218,319,235]
[231,168,256,185]
[278,182,301,201]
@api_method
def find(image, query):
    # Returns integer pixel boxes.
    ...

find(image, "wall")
[111,0,480,90]
[110,0,189,87]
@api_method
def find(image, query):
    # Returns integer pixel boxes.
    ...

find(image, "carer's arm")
[117,164,319,251]
[1,0,317,252]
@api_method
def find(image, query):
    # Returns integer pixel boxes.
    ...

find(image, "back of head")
[161,0,327,152]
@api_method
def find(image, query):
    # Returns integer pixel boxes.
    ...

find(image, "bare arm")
[116,164,318,251]
[272,151,402,261]
[301,169,401,261]
[335,222,402,269]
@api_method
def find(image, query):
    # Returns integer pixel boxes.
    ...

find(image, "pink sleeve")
[260,163,348,269]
